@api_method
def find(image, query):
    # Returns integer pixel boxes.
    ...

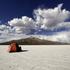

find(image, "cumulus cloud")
[7,3,70,34]
[0,3,70,43]
[55,22,70,31]
[49,31,70,43]
[0,25,12,34]
[34,3,70,30]
[8,3,70,33]
[33,31,70,43]
[8,16,36,34]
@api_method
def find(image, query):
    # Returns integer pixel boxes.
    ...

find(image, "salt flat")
[0,45,70,70]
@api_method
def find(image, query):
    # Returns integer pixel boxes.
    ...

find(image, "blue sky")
[0,0,70,23]
[0,0,70,43]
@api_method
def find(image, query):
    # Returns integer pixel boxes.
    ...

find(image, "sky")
[0,0,70,43]
[0,0,70,23]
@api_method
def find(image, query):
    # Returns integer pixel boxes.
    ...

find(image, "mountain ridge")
[0,37,68,45]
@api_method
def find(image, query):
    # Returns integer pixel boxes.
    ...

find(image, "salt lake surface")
[0,45,70,70]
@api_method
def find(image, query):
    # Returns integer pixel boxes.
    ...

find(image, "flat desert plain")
[0,45,70,70]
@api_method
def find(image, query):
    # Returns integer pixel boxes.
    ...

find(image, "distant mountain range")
[0,37,68,45]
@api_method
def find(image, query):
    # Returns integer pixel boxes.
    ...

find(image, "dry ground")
[0,45,70,70]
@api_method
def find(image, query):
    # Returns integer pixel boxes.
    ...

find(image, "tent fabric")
[8,41,22,52]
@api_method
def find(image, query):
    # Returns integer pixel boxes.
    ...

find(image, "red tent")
[8,41,21,52]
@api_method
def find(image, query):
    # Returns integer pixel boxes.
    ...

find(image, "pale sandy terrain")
[0,45,70,70]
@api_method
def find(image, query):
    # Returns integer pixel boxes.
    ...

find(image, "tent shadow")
[9,50,29,53]
[20,50,29,52]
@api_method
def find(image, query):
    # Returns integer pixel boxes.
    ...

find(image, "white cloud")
[33,31,70,43]
[8,16,36,34]
[50,31,70,43]
[0,3,70,43]
[0,33,30,43]
[8,3,70,34]
[0,25,12,34]
[34,3,70,30]
[8,3,70,33]
[55,22,70,30]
